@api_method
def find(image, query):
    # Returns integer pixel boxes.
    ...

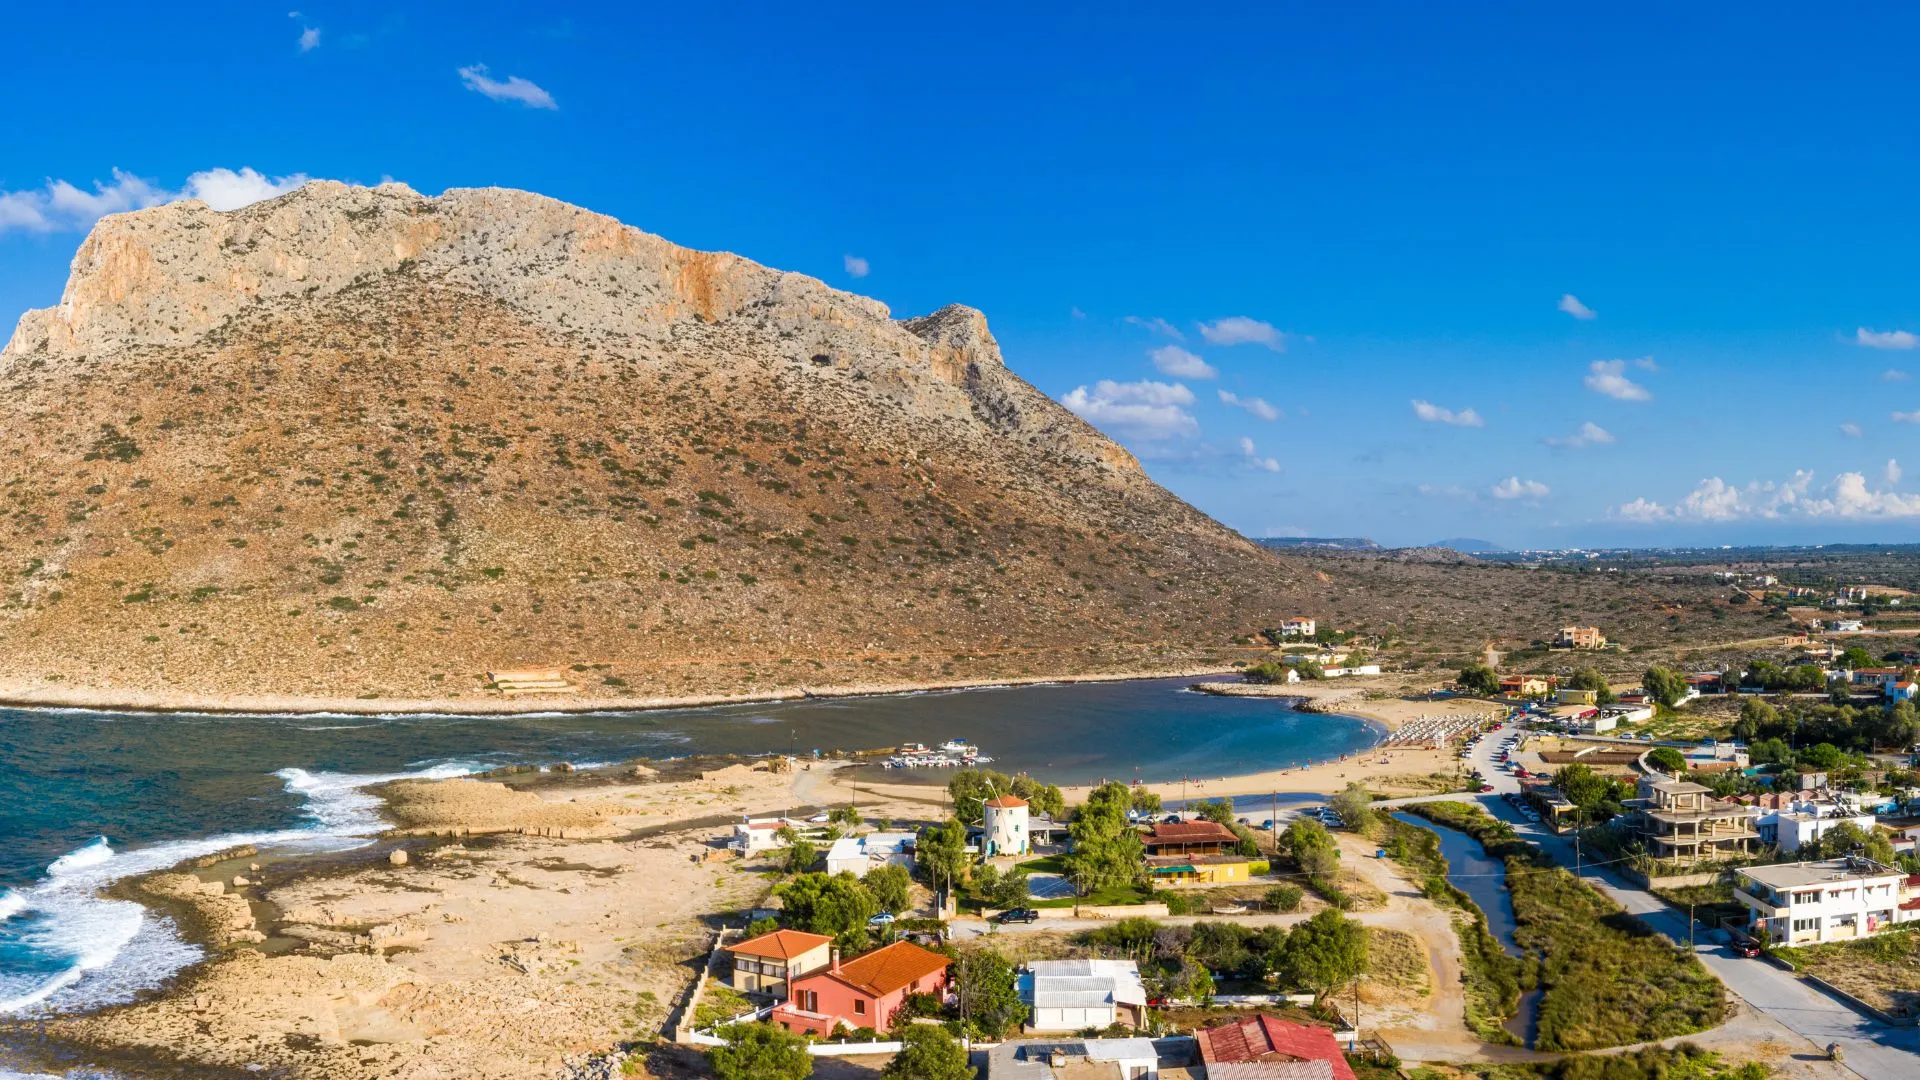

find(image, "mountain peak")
[0,183,1292,709]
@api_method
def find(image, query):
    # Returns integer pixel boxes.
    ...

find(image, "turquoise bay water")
[0,678,1379,1028]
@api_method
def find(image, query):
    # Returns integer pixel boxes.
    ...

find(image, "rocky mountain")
[0,182,1310,710]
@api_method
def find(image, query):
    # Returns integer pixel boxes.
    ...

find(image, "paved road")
[1440,723,1920,1079]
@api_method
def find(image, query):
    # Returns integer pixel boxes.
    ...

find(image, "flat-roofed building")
[1627,777,1757,864]
[1734,858,1918,945]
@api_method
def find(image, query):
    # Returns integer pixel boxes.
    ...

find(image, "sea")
[0,677,1379,1073]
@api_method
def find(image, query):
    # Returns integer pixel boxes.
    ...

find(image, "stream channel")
[1392,811,1541,1048]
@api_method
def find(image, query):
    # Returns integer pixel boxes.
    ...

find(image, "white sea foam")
[0,761,476,1017]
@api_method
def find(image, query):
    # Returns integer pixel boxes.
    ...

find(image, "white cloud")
[843,254,869,279]
[1237,436,1280,473]
[180,167,310,211]
[458,64,557,110]
[1490,476,1550,501]
[1886,369,1910,381]
[1894,410,1920,424]
[1411,399,1484,427]
[1544,421,1615,449]
[1149,345,1215,379]
[1841,421,1863,437]
[1217,389,1279,421]
[298,26,321,51]
[1070,306,1086,320]
[0,166,311,235]
[1889,459,1904,486]
[1857,328,1919,350]
[1634,357,1660,371]
[1199,316,1284,350]
[1583,359,1652,401]
[1060,379,1199,440]
[1124,315,1184,341]
[1614,469,1920,521]
[1557,293,1596,320]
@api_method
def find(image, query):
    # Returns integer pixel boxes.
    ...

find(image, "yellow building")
[1146,854,1254,884]
[1555,688,1599,706]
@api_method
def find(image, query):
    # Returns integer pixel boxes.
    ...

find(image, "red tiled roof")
[1146,820,1239,844]
[821,940,950,998]
[984,795,1028,808]
[1196,1015,1357,1080]
[727,929,832,961]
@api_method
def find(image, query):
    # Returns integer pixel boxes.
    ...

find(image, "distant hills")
[1256,537,1381,551]
[1428,538,1505,553]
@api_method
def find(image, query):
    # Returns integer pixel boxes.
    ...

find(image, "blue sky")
[5,4,1920,549]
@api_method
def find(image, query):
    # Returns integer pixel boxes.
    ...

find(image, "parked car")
[994,908,1041,924]
[1734,941,1762,958]
[867,912,896,927]
[1478,784,1496,793]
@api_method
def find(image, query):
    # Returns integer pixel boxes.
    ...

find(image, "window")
[853,999,866,1015]
[1793,918,1819,932]
[1792,891,1820,905]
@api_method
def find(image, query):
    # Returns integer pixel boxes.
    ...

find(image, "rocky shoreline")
[1,759,812,1080]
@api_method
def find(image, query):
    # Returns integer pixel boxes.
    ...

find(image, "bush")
[1265,884,1304,912]
[707,1023,811,1080]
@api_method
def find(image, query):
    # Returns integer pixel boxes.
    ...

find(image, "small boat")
[938,738,971,755]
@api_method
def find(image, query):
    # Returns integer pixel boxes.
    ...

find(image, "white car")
[867,912,896,927]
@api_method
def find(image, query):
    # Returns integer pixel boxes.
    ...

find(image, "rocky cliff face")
[0,182,1296,709]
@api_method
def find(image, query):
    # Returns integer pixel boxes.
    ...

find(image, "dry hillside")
[0,182,1318,710]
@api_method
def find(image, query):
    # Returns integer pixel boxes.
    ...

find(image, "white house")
[1324,664,1382,678]
[983,795,1031,857]
[1278,617,1317,638]
[730,817,808,855]
[1734,858,1919,945]
[1828,619,1865,633]
[822,831,917,876]
[1019,959,1148,1032]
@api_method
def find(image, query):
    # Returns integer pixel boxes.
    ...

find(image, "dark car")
[1734,941,1763,958]
[995,908,1041,924]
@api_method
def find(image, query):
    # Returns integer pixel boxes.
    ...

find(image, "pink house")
[772,940,951,1036]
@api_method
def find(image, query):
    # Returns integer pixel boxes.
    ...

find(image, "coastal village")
[26,578,1920,1080]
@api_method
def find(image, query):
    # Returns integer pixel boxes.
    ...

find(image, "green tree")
[1646,747,1688,775]
[1010,773,1066,820]
[915,818,969,894]
[1798,742,1846,770]
[1194,798,1236,826]
[747,915,780,938]
[1842,646,1877,670]
[1733,697,1782,743]
[955,949,1024,1036]
[1065,782,1147,894]
[1276,909,1370,1001]
[1804,820,1896,863]
[1553,763,1612,811]
[777,871,877,948]
[1458,663,1500,696]
[882,1024,972,1080]
[708,1022,812,1080]
[1568,668,1615,705]
[1330,782,1374,832]
[829,805,862,829]
[1130,788,1163,814]
[1282,818,1340,882]
[783,837,819,874]
[1643,665,1689,708]
[865,863,913,915]
[948,768,1011,823]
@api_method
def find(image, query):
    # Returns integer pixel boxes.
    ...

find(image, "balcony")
[1734,888,1782,917]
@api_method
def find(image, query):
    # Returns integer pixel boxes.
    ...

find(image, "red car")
[1734,940,1762,958]
[1478,784,1496,793]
